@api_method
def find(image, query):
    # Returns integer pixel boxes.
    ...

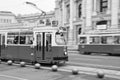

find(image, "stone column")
[93,21,96,30]
[96,0,100,13]
[93,0,97,15]
[73,0,77,21]
[85,0,92,30]
[107,20,111,29]
[111,0,119,29]
[107,0,111,14]
[70,0,74,30]
[62,0,65,27]
[68,0,74,45]
[82,0,86,17]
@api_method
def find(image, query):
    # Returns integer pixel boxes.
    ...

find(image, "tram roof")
[78,34,120,37]
[0,26,58,33]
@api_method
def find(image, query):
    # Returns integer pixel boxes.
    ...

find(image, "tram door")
[35,32,52,62]
[0,34,1,56]
[0,34,6,58]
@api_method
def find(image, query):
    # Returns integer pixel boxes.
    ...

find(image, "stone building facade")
[0,11,58,30]
[17,11,58,28]
[55,0,120,46]
[0,11,20,27]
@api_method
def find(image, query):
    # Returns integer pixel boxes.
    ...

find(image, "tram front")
[34,29,68,64]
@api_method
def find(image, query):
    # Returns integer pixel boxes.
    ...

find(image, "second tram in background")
[78,34,120,55]
[0,27,68,64]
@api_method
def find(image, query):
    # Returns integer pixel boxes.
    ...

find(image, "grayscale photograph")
[0,0,120,80]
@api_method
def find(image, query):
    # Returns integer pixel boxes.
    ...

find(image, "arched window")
[66,4,70,22]
[78,4,82,18]
[78,28,81,34]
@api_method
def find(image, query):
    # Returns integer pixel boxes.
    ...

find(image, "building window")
[66,4,70,22]
[52,20,58,27]
[96,20,107,29]
[46,19,51,26]
[78,28,81,34]
[100,0,108,12]
[39,19,44,24]
[78,4,82,18]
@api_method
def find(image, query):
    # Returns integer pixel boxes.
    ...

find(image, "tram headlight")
[64,52,68,56]
[64,46,67,52]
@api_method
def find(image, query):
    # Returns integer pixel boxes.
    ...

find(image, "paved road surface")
[0,63,119,80]
[68,52,120,70]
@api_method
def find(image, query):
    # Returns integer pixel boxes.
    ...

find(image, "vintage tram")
[0,27,68,64]
[78,34,120,55]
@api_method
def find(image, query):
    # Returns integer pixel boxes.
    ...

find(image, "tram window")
[79,37,86,44]
[55,32,66,45]
[101,36,107,44]
[7,32,33,45]
[106,36,114,44]
[20,36,33,44]
[101,36,114,44]
[90,37,100,44]
[114,36,120,44]
[26,36,33,44]
[7,35,19,44]
[20,36,25,44]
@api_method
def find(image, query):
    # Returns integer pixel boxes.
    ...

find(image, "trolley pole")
[25,2,46,16]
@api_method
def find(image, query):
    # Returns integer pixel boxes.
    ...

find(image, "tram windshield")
[55,32,66,45]
[7,32,33,45]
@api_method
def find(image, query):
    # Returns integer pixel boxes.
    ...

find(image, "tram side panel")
[79,44,120,55]
[0,34,1,57]
[5,46,19,60]
[18,46,35,62]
